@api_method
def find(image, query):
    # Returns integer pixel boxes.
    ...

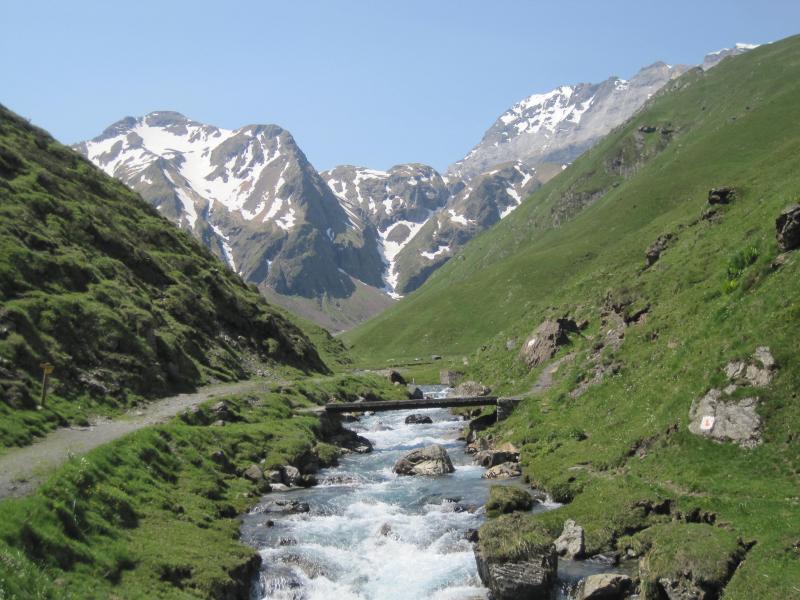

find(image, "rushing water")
[241,387,624,599]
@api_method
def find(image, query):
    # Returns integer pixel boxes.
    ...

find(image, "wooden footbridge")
[322,396,521,420]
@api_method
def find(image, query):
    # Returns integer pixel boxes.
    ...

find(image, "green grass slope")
[346,36,800,598]
[0,105,327,447]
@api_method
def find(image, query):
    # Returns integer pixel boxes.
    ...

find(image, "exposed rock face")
[454,381,492,397]
[407,385,424,399]
[519,318,577,368]
[689,389,762,448]
[708,186,736,205]
[319,413,374,454]
[474,545,557,600]
[577,573,633,599]
[776,204,800,252]
[482,462,522,479]
[645,233,674,267]
[554,519,586,559]
[393,444,455,476]
[404,413,433,425]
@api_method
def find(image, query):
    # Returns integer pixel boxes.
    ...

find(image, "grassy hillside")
[0,105,327,448]
[344,36,800,364]
[346,36,800,598]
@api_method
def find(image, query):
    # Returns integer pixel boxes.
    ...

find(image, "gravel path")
[0,379,268,500]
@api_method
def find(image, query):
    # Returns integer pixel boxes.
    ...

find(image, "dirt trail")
[0,379,268,500]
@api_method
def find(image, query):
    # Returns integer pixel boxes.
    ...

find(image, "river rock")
[519,318,578,369]
[260,499,310,514]
[393,444,455,476]
[474,544,557,600]
[776,204,800,251]
[475,449,519,468]
[281,465,302,486]
[466,413,496,444]
[577,573,633,599]
[688,389,762,448]
[405,413,433,425]
[242,464,265,483]
[482,462,522,479]
[555,519,586,559]
[407,385,424,399]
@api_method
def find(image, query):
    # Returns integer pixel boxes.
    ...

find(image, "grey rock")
[519,319,577,369]
[688,389,762,448]
[482,462,522,479]
[393,444,455,476]
[405,414,433,425]
[280,465,302,486]
[454,380,492,397]
[474,544,557,600]
[776,204,800,252]
[265,470,283,484]
[259,499,310,514]
[645,234,674,267]
[242,464,264,483]
[554,519,586,559]
[577,573,633,599]
[475,450,519,468]
[407,385,424,400]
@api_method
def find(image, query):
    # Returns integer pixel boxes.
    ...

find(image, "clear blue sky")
[2,1,798,172]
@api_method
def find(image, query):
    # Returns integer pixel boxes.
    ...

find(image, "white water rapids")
[241,387,622,599]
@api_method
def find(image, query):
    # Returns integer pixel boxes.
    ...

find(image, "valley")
[1,18,798,600]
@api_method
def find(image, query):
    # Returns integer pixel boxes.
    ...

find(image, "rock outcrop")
[393,444,455,476]
[474,544,557,600]
[707,186,735,205]
[776,204,800,252]
[645,233,674,267]
[554,519,586,559]
[689,347,776,448]
[519,318,577,368]
[689,389,762,448]
[475,449,520,468]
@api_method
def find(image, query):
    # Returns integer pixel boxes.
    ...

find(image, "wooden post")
[39,362,54,409]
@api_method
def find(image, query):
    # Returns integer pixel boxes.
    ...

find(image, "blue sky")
[2,1,798,171]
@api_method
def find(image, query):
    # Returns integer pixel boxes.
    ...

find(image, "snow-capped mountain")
[449,62,691,179]
[75,112,383,303]
[320,162,539,297]
[449,43,759,180]
[702,43,760,70]
[77,44,759,330]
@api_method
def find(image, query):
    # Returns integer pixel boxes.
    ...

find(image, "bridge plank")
[324,396,498,413]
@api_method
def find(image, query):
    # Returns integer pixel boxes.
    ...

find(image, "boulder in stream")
[393,444,455,476]
[405,413,433,425]
[576,573,633,599]
[555,519,586,559]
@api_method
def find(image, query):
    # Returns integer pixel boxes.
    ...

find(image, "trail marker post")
[39,362,54,409]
